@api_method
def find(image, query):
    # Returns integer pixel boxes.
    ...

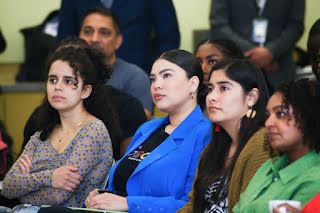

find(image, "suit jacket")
[210,0,305,88]
[57,0,180,72]
[106,105,212,212]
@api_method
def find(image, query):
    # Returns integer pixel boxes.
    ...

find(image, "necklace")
[57,120,84,143]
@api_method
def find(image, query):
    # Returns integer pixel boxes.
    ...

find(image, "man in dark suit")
[57,0,180,72]
[210,0,305,90]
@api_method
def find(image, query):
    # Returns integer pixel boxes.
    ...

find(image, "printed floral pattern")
[2,119,113,207]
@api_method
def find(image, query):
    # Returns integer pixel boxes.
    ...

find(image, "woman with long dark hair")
[179,59,270,212]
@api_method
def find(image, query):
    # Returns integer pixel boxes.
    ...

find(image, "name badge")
[252,18,268,45]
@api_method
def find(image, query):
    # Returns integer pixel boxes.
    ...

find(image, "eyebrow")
[205,54,217,59]
[82,25,109,31]
[150,68,174,77]
[266,105,282,112]
[217,81,233,86]
[48,74,76,79]
[81,25,93,30]
[48,74,57,79]
[207,81,234,88]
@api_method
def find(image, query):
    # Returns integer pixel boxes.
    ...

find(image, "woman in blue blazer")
[85,49,212,212]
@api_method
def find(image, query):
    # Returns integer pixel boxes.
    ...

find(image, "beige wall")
[0,0,318,63]
[0,0,60,63]
[301,0,319,47]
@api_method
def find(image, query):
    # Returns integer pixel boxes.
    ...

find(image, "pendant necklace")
[58,120,84,143]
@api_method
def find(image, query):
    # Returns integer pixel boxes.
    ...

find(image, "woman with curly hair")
[2,38,117,208]
[234,79,320,212]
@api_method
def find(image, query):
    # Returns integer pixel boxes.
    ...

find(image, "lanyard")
[256,0,267,17]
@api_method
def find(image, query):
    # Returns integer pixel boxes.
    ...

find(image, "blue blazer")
[106,105,212,212]
[57,0,180,72]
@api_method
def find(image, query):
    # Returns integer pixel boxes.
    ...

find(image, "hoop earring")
[246,107,256,119]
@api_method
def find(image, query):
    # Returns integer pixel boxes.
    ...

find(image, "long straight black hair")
[193,59,269,212]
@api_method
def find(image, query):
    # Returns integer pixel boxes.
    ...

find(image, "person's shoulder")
[247,128,266,147]
[79,119,111,143]
[293,153,320,186]
[239,128,270,159]
[26,131,42,144]
[251,127,266,138]
[199,116,212,126]
[308,153,320,170]
[190,107,212,128]
[249,157,273,177]
[191,117,211,136]
[31,131,42,139]
[84,119,108,133]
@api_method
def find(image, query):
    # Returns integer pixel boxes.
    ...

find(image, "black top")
[22,85,147,160]
[113,126,169,196]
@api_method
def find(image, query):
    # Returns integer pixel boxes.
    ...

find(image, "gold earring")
[246,107,256,119]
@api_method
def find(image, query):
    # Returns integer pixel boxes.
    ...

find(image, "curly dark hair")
[275,78,320,152]
[193,59,270,212]
[37,37,121,153]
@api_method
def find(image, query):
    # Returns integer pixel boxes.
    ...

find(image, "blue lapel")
[108,117,169,190]
[130,105,204,177]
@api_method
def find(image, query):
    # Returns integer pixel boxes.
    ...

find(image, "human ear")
[246,88,260,107]
[189,76,200,94]
[81,85,92,99]
[115,34,123,50]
